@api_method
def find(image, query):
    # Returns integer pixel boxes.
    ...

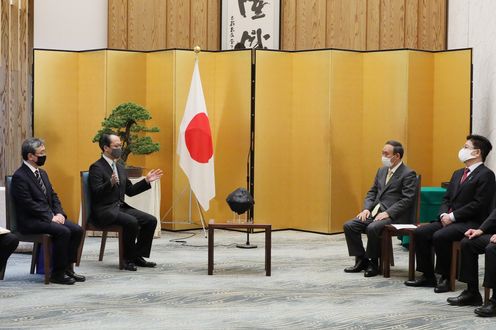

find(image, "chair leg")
[450,241,461,292]
[484,287,490,304]
[0,263,6,280]
[99,231,108,261]
[118,230,124,270]
[390,242,395,266]
[31,242,40,274]
[43,237,51,285]
[76,230,87,267]
[408,233,415,281]
[381,230,391,277]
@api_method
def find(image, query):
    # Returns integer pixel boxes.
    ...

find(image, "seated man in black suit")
[405,135,495,293]
[343,140,417,277]
[446,210,496,317]
[89,133,163,271]
[0,230,19,278]
[11,138,85,285]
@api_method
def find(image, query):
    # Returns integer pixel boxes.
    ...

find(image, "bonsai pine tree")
[93,102,160,165]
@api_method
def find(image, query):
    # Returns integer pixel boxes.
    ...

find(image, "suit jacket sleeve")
[480,209,496,233]
[452,170,495,222]
[384,170,417,220]
[11,174,53,223]
[364,169,380,210]
[125,177,151,197]
[88,163,114,200]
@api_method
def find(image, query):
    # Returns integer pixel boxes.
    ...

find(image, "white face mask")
[458,148,476,163]
[381,156,392,167]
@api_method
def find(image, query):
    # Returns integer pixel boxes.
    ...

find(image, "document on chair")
[0,227,11,235]
[391,224,417,229]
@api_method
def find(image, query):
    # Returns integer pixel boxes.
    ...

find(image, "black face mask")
[35,155,47,167]
[110,148,122,159]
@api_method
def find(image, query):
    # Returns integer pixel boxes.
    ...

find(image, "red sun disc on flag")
[185,113,213,163]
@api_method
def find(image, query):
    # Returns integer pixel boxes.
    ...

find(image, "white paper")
[391,224,417,229]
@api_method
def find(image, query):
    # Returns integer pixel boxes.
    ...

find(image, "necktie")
[34,170,47,195]
[371,203,381,217]
[112,162,120,184]
[385,169,393,185]
[460,168,470,184]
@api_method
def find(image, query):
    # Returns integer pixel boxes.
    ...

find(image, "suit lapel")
[21,164,49,201]
[378,164,405,198]
[453,165,483,199]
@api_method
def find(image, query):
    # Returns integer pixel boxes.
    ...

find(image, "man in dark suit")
[405,134,496,293]
[343,140,417,277]
[446,211,496,317]
[89,133,163,271]
[0,231,19,279]
[10,138,85,285]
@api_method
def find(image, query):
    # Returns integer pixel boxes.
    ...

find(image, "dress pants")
[343,217,392,259]
[413,221,473,277]
[459,235,496,289]
[112,205,157,261]
[0,233,19,276]
[21,220,83,274]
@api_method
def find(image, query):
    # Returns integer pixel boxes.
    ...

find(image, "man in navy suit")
[405,135,496,293]
[10,138,85,285]
[89,133,163,271]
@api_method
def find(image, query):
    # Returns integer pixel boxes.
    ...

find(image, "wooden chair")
[5,175,53,284]
[484,287,491,304]
[76,171,124,269]
[381,175,421,279]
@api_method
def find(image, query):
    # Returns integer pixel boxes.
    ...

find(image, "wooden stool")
[450,241,461,291]
[484,287,491,304]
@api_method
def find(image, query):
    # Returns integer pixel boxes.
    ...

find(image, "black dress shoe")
[344,258,368,273]
[404,275,437,287]
[134,256,157,268]
[50,273,76,285]
[123,261,137,271]
[434,277,450,293]
[475,301,496,317]
[447,290,483,306]
[364,263,379,277]
[65,269,86,282]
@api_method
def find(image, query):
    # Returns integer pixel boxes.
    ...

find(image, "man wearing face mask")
[405,134,495,293]
[10,138,85,285]
[88,133,163,271]
[343,140,417,277]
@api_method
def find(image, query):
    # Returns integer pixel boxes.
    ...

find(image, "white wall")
[448,0,496,169]
[34,0,108,50]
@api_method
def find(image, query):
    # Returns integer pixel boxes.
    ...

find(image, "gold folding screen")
[34,49,252,229]
[34,48,470,233]
[254,49,471,233]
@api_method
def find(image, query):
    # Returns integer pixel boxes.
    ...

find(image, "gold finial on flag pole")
[193,45,201,53]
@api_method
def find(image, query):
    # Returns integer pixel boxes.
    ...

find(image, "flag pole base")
[236,243,257,249]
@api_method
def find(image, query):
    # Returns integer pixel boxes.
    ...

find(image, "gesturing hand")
[145,169,164,183]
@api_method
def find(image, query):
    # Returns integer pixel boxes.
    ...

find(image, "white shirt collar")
[467,162,483,173]
[102,153,116,169]
[389,161,403,173]
[23,160,38,173]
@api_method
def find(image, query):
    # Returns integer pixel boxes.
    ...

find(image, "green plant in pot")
[93,102,160,177]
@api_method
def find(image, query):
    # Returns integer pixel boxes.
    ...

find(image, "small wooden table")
[208,221,272,276]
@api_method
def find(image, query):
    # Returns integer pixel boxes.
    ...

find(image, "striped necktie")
[34,170,47,195]
[112,162,120,184]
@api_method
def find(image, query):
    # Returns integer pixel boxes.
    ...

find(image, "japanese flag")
[177,59,215,211]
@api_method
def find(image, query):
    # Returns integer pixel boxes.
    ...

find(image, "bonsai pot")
[125,166,143,178]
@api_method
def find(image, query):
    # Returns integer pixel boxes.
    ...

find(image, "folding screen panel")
[34,49,252,228]
[254,49,471,233]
